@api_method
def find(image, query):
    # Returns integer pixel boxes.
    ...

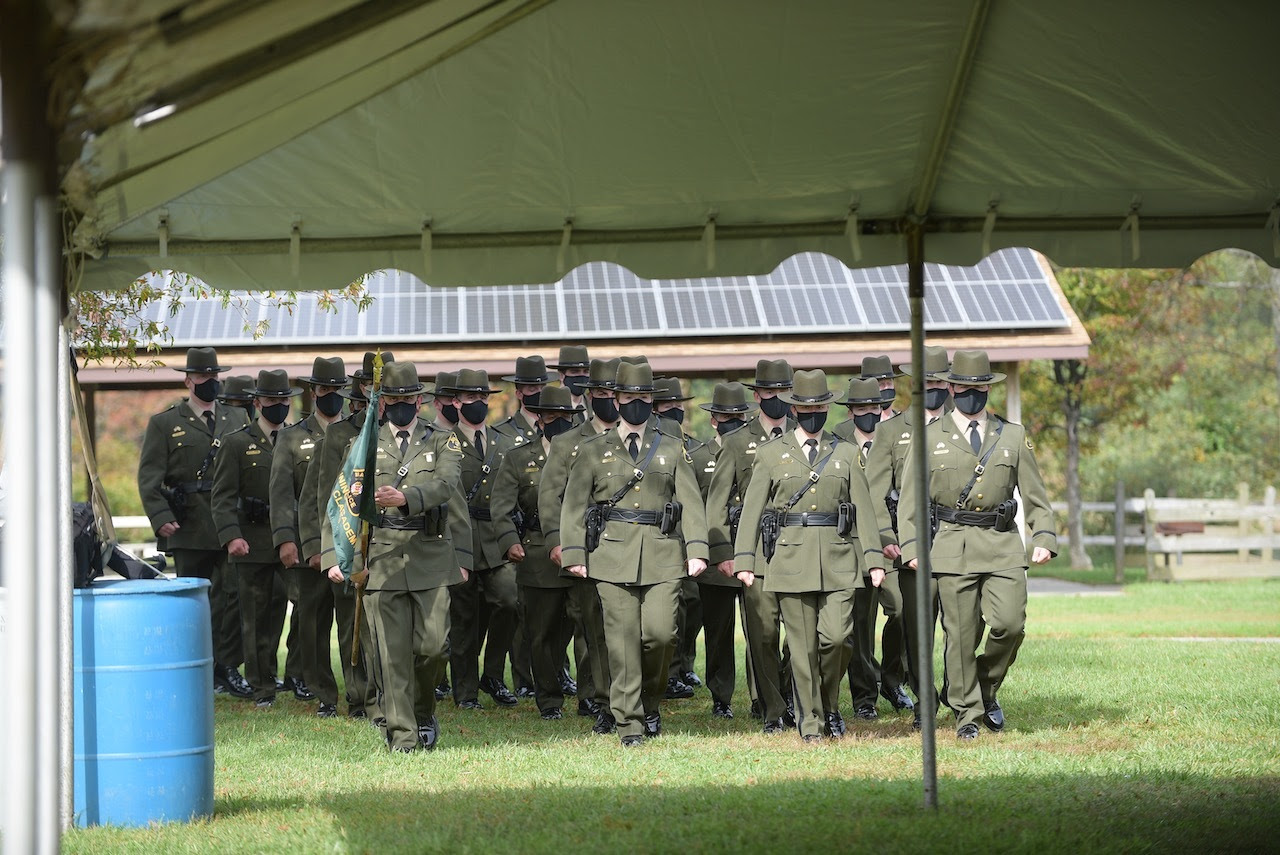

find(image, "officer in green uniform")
[549,345,591,420]
[494,355,552,699]
[867,345,951,728]
[445,369,521,709]
[270,357,348,710]
[212,369,302,707]
[733,370,886,742]
[654,378,708,698]
[302,351,392,718]
[538,357,621,732]
[490,386,584,719]
[860,355,901,419]
[561,362,709,746]
[324,361,471,752]
[833,377,911,720]
[900,350,1057,740]
[707,359,796,732]
[695,383,757,718]
[138,347,251,697]
[217,375,255,411]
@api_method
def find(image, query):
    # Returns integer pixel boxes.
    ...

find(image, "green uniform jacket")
[490,439,568,589]
[864,410,914,549]
[360,421,472,591]
[686,433,737,589]
[492,410,539,448]
[137,399,250,549]
[733,431,885,593]
[302,411,366,563]
[705,416,791,568]
[455,425,515,571]
[899,414,1058,574]
[560,428,709,584]
[210,422,278,556]
[536,419,606,557]
[268,413,327,559]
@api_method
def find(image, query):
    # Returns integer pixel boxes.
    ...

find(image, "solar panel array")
[130,247,1069,347]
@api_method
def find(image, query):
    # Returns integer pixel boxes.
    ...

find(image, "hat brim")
[779,391,835,406]
[945,372,1006,386]
[614,384,656,394]
[899,364,950,380]
[655,394,695,403]
[698,402,757,413]
[501,374,552,384]
[548,363,590,371]
[299,374,351,386]
[742,381,792,390]
[834,396,884,406]
[449,385,501,394]
[250,386,304,398]
[177,365,232,373]
[526,403,586,414]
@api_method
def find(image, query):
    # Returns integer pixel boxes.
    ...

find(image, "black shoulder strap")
[955,419,1004,509]
[780,435,840,512]
[465,430,501,504]
[603,433,662,508]
[194,422,233,479]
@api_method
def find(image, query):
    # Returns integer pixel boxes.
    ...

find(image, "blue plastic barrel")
[74,577,215,827]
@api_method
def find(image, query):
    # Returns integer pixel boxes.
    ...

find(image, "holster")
[759,509,780,562]
[659,501,683,535]
[159,484,187,525]
[584,504,605,553]
[836,501,856,537]
[993,498,1019,533]
[886,488,900,534]
[237,496,270,524]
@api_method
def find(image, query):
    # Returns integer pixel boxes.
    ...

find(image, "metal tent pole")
[906,220,938,809]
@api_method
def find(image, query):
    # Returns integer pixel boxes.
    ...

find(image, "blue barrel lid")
[74,577,209,596]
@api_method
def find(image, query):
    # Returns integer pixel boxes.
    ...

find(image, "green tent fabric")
[57,0,1279,292]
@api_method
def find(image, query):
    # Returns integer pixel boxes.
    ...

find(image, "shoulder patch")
[446,434,462,453]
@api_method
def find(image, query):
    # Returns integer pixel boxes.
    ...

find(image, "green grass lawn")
[64,580,1280,854]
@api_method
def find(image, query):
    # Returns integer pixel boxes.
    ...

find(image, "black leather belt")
[177,480,214,493]
[933,506,999,528]
[523,513,542,533]
[469,508,492,521]
[780,512,838,527]
[376,516,428,531]
[605,508,660,525]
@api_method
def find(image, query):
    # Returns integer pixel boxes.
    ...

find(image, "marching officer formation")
[137,344,1054,752]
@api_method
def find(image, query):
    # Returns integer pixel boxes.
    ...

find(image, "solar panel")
[125,247,1069,348]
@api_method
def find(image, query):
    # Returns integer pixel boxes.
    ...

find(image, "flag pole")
[351,351,383,667]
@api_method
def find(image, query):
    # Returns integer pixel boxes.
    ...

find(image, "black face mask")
[852,412,880,434]
[439,402,458,424]
[659,407,685,425]
[758,394,790,420]
[879,387,896,410]
[591,396,619,423]
[385,400,418,427]
[314,392,344,417]
[519,391,542,409]
[924,387,950,411]
[953,388,988,415]
[715,417,746,436]
[459,400,489,425]
[192,378,221,402]
[261,402,290,425]
[619,399,653,426]
[564,376,588,398]
[542,417,573,441]
[797,411,827,434]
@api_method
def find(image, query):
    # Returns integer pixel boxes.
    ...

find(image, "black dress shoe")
[348,708,368,720]
[825,711,847,738]
[881,684,914,712]
[288,677,316,701]
[642,712,662,739]
[515,685,536,699]
[254,697,274,710]
[763,717,787,734]
[782,709,797,729]
[803,734,824,744]
[540,707,564,720]
[456,699,484,710]
[559,675,578,696]
[316,703,338,718]
[749,699,763,720]
[417,715,440,750]
[912,707,922,731]
[479,675,518,707]
[435,680,449,701]
[275,678,286,693]
[577,698,599,717]
[591,711,617,735]
[712,701,733,719]
[855,704,879,721]
[682,670,703,688]
[957,723,980,741]
[218,665,253,699]
[982,698,1005,732]
[620,734,644,747]
[664,677,693,699]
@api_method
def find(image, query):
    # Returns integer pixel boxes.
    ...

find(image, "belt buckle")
[633,468,645,481]
[809,470,819,483]
[397,464,410,478]
[798,512,809,526]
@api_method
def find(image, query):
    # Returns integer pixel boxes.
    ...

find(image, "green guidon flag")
[327,355,383,577]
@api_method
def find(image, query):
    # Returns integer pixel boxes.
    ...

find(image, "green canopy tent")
[3,0,1277,847]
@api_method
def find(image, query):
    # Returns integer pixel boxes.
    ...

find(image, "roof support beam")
[909,0,992,218]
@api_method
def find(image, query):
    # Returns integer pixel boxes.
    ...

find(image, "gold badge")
[446,434,462,453]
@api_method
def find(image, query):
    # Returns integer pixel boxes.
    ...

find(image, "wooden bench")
[1144,486,1280,581]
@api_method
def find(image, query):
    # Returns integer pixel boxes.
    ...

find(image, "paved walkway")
[1027,577,1124,596]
